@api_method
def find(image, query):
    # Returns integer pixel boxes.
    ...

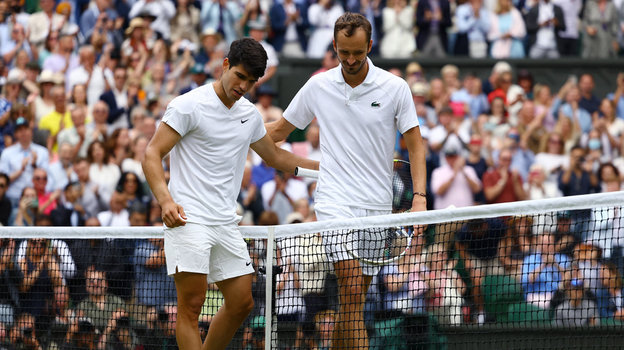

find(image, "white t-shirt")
[283,58,420,210]
[163,83,266,225]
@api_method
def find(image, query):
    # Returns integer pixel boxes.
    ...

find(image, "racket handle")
[295,167,319,179]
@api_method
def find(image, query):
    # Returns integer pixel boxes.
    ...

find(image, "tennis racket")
[294,159,416,265]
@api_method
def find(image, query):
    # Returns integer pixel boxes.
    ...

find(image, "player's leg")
[202,274,254,350]
[173,271,209,350]
[332,259,373,350]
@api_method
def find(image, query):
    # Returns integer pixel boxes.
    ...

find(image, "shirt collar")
[331,57,379,85]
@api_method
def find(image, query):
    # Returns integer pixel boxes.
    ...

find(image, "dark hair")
[333,12,372,43]
[227,38,267,80]
[0,172,8,184]
[87,140,111,164]
[116,171,145,197]
[598,162,620,182]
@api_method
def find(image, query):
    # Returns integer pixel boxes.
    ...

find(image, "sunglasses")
[33,176,47,181]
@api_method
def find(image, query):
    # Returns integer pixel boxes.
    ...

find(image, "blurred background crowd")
[0,0,624,349]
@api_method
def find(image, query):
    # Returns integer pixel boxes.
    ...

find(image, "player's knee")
[230,295,254,318]
[179,293,205,318]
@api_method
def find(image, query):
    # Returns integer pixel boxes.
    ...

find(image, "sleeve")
[395,81,420,134]
[52,240,77,279]
[282,79,316,130]
[455,6,474,33]
[251,110,267,144]
[161,103,197,138]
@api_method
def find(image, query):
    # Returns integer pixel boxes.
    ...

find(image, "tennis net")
[1,191,624,349]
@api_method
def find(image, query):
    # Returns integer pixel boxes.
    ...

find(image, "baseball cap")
[256,84,277,97]
[285,212,304,224]
[411,82,429,97]
[15,116,29,129]
[190,63,205,75]
[444,147,460,156]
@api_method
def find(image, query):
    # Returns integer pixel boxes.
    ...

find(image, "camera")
[116,316,131,328]
[22,327,33,338]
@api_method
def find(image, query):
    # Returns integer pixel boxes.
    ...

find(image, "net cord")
[2,191,622,239]
[265,227,276,350]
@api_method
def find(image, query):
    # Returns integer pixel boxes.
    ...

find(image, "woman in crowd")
[69,83,93,122]
[116,171,150,209]
[380,0,415,58]
[87,140,121,205]
[582,0,620,59]
[534,131,567,184]
[105,128,131,167]
[12,187,38,226]
[488,0,526,58]
[170,0,201,45]
[533,84,557,131]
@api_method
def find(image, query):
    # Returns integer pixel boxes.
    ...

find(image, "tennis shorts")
[315,203,390,276]
[164,222,254,283]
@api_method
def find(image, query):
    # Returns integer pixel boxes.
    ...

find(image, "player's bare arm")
[403,126,427,212]
[265,117,297,143]
[142,122,187,228]
[251,133,319,172]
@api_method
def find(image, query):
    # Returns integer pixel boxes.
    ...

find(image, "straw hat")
[125,17,146,36]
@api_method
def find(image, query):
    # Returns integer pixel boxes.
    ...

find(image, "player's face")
[219,59,258,106]
[333,28,372,77]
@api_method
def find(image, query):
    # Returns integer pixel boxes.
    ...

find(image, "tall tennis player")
[142,38,318,350]
[267,13,427,349]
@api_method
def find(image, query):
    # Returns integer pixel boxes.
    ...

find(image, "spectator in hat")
[0,116,50,206]
[194,28,227,70]
[411,82,436,129]
[268,0,309,58]
[129,0,176,40]
[121,17,150,61]
[248,20,279,87]
[179,63,207,95]
[32,69,57,124]
[27,0,68,49]
[431,146,482,210]
[200,0,242,45]
[255,85,282,123]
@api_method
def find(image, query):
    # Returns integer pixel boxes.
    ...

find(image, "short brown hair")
[333,12,372,43]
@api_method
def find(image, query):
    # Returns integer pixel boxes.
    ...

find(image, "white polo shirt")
[163,83,266,225]
[283,58,420,210]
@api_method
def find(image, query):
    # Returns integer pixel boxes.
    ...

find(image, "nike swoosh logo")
[246,261,252,266]
[241,119,249,124]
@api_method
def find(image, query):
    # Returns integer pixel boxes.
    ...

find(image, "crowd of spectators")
[0,0,624,348]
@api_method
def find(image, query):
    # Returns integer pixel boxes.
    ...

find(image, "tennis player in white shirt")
[267,12,427,350]
[142,38,318,350]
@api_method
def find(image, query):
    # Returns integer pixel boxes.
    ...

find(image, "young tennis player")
[142,38,318,350]
[267,12,427,349]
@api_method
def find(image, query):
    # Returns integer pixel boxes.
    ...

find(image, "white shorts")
[164,222,254,283]
[315,203,390,276]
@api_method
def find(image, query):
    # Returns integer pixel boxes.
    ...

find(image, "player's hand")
[161,200,187,227]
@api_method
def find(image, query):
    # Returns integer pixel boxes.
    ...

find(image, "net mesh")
[1,192,624,349]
